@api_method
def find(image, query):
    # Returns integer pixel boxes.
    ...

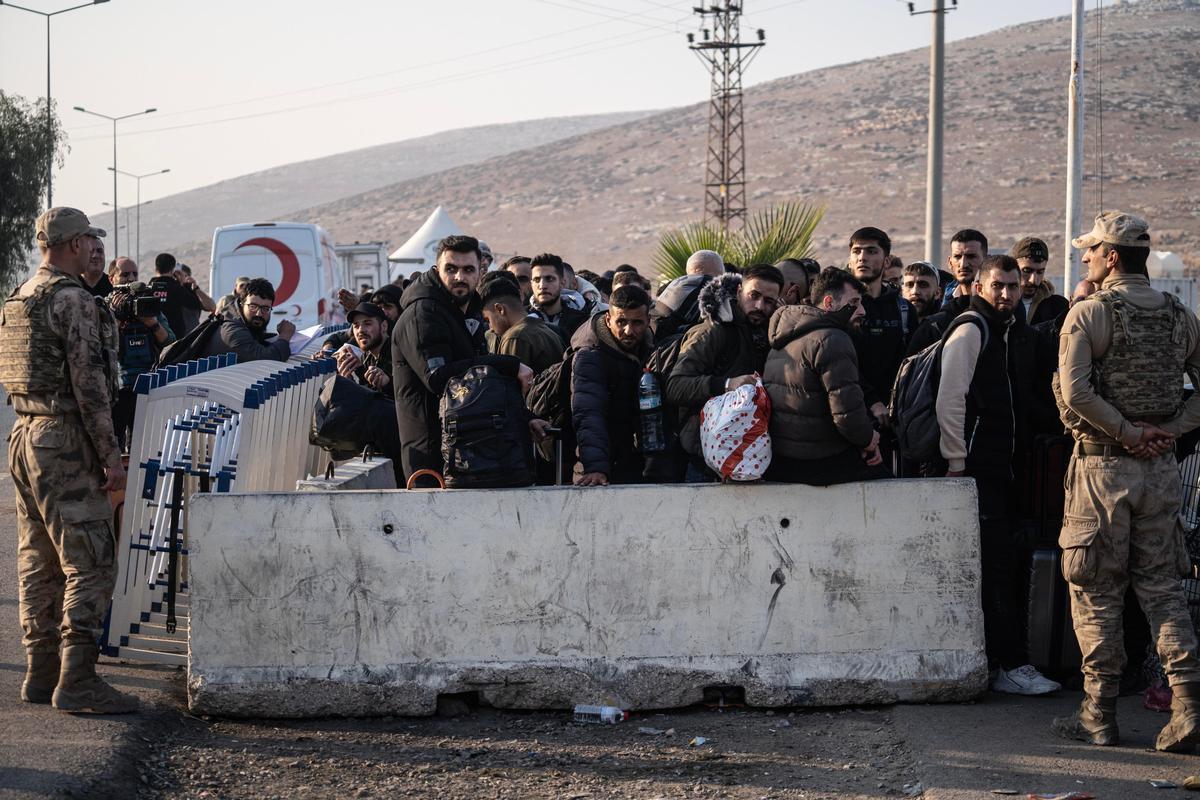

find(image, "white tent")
[1148,250,1186,279]
[388,206,464,281]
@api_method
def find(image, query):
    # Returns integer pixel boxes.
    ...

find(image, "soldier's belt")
[1076,440,1174,458]
[1076,442,1129,458]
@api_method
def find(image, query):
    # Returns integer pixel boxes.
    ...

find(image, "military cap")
[1071,211,1151,250]
[35,207,106,247]
[1012,237,1049,262]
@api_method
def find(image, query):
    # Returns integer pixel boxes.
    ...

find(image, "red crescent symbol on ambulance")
[234,237,300,304]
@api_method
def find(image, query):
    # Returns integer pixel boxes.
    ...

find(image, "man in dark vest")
[936,254,1061,697]
[1052,211,1200,752]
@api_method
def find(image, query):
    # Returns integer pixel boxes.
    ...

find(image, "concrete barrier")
[187,480,986,717]
[295,457,397,491]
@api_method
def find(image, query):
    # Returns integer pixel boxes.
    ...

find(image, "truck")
[334,241,391,296]
[210,222,345,330]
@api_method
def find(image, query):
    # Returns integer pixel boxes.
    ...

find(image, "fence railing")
[103,324,348,664]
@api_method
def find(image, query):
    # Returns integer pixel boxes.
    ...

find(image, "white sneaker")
[991,664,1062,695]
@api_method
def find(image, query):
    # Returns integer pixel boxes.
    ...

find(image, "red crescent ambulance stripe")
[234,237,300,305]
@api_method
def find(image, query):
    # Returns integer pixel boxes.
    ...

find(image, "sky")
[0,0,1068,217]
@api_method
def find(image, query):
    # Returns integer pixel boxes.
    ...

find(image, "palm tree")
[651,201,825,282]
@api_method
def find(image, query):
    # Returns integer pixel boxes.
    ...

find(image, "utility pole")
[1064,0,1085,290]
[73,105,156,258]
[687,4,764,231]
[905,0,956,268]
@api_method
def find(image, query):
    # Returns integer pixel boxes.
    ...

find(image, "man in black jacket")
[148,252,215,337]
[391,235,532,485]
[570,285,654,486]
[337,302,394,400]
[848,227,915,423]
[530,253,590,341]
[1013,236,1070,326]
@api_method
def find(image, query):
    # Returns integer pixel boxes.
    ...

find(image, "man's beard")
[356,332,381,351]
[245,315,266,330]
[535,290,559,309]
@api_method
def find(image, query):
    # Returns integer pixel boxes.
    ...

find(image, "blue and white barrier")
[105,324,349,665]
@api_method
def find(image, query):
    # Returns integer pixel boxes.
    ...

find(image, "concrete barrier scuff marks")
[187,481,987,717]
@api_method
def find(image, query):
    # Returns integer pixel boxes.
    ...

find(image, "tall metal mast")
[688,4,764,231]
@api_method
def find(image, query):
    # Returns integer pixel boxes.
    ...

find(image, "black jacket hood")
[400,267,483,318]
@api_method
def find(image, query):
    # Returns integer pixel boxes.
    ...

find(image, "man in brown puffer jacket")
[763,267,890,485]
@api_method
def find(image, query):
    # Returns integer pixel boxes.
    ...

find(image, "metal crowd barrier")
[103,324,348,665]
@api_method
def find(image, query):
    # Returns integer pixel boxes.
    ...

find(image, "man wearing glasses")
[200,277,294,363]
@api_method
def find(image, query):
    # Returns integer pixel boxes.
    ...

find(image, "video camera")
[109,282,161,323]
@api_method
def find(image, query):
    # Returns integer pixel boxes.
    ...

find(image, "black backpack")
[440,365,535,488]
[155,313,224,368]
[653,278,710,340]
[311,375,401,462]
[526,348,575,428]
[889,310,988,464]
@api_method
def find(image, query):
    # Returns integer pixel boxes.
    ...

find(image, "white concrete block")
[295,457,397,491]
[187,480,986,717]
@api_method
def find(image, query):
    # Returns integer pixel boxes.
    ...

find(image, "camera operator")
[148,252,214,337]
[107,257,175,449]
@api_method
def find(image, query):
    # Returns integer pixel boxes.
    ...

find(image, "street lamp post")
[73,105,156,258]
[0,0,110,209]
[108,167,169,266]
[100,201,130,256]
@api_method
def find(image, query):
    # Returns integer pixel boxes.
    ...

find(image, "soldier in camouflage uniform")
[1,208,136,713]
[1052,211,1200,750]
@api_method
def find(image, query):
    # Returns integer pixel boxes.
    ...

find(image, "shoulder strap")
[945,309,990,356]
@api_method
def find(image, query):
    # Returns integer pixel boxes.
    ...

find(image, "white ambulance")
[209,222,346,329]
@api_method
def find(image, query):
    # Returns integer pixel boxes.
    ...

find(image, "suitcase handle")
[406,469,446,490]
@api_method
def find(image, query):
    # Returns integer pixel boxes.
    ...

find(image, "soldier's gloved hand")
[102,462,127,492]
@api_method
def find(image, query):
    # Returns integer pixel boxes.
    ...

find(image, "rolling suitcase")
[1027,547,1081,681]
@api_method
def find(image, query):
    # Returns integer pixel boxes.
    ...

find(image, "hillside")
[89,110,655,267]
[163,0,1199,282]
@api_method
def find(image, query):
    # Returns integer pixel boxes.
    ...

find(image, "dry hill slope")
[170,0,1199,281]
[90,111,655,266]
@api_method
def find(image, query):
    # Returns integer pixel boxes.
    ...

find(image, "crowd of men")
[7,204,1200,759]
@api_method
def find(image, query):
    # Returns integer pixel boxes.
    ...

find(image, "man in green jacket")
[665,264,783,481]
[480,272,565,376]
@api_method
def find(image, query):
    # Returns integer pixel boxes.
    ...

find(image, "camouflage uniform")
[1,207,133,712]
[1053,211,1200,750]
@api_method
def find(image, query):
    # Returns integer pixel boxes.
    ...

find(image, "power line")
[66,0,810,143]
[70,26,673,141]
[65,6,675,135]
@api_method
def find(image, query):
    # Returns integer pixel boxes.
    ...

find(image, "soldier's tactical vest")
[1054,289,1189,438]
[0,274,119,400]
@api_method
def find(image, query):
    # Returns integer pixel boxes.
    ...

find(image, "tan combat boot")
[1157,683,1200,753]
[20,651,60,704]
[1051,695,1119,746]
[51,644,138,714]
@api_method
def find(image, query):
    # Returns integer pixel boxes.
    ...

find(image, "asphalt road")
[0,391,179,800]
[1,388,1200,797]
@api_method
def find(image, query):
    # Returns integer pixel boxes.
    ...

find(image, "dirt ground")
[128,697,923,800]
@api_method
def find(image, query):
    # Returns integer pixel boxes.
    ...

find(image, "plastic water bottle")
[638,369,666,454]
[573,704,627,724]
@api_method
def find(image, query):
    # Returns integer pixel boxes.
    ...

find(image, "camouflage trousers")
[1061,450,1200,699]
[9,414,116,655]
